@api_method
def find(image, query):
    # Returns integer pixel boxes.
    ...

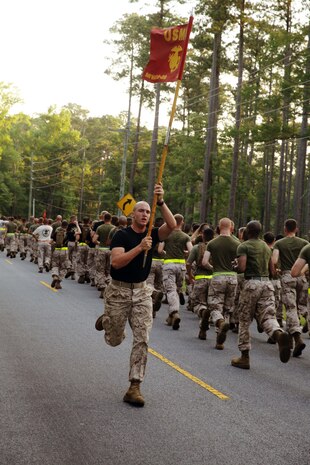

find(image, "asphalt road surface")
[1,253,310,465]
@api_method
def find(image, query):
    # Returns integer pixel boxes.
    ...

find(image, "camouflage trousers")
[102,281,153,382]
[271,278,283,320]
[76,244,89,278]
[163,263,186,314]
[238,279,282,351]
[87,248,97,282]
[51,249,69,281]
[37,242,51,268]
[230,274,245,324]
[31,237,38,259]
[207,274,238,325]
[67,242,77,273]
[0,228,5,248]
[18,235,30,254]
[146,259,164,292]
[95,248,111,290]
[5,234,18,253]
[147,259,164,304]
[192,277,212,317]
[280,272,307,334]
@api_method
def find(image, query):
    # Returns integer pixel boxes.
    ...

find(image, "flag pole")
[143,15,193,267]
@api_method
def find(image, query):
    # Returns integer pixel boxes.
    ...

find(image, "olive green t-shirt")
[187,243,212,276]
[207,235,239,272]
[6,221,17,233]
[273,236,309,270]
[299,244,310,285]
[96,223,115,247]
[164,230,191,259]
[237,239,271,278]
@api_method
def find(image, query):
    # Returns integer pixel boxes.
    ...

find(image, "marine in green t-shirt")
[237,239,271,278]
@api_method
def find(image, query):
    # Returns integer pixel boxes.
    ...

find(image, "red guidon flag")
[142,21,191,83]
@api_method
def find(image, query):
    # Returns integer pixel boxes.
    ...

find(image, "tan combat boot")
[171,311,181,330]
[292,332,306,358]
[215,318,230,349]
[231,350,250,369]
[273,330,291,363]
[123,381,145,407]
[198,308,210,340]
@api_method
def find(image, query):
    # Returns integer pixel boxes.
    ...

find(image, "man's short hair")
[263,231,275,245]
[284,219,297,233]
[246,220,261,238]
[104,212,112,222]
[174,214,184,226]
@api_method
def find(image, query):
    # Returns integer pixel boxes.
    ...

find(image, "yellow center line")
[149,347,229,400]
[5,259,13,265]
[40,281,58,293]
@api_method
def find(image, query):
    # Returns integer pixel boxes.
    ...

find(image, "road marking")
[149,347,229,400]
[5,260,13,265]
[40,281,58,293]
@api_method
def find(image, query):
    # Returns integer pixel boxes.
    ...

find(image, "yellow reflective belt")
[6,233,15,236]
[152,258,164,262]
[78,242,87,246]
[99,247,109,250]
[0,228,6,231]
[195,275,213,280]
[213,271,237,276]
[164,259,186,264]
[308,288,310,295]
[55,247,68,250]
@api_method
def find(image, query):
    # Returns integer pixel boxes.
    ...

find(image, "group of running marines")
[1,207,309,405]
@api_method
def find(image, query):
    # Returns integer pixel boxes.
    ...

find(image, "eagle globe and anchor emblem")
[168,45,183,73]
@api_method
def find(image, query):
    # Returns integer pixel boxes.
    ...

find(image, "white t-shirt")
[34,224,53,242]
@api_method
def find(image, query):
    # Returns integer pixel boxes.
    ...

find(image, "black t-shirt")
[66,223,78,242]
[110,227,160,283]
[93,220,104,232]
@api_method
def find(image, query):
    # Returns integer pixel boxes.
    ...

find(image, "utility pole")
[79,123,87,220]
[28,152,33,220]
[79,146,86,220]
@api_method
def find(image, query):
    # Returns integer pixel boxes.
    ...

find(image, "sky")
[1,0,195,127]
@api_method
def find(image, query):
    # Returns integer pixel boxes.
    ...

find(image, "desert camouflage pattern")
[37,242,52,268]
[280,272,306,334]
[5,234,18,254]
[76,244,89,278]
[238,280,282,351]
[207,275,238,324]
[191,278,211,317]
[101,282,153,382]
[163,263,186,314]
[87,248,97,283]
[95,248,111,290]
[51,249,69,281]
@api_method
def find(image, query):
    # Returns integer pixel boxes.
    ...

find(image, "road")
[0,253,309,465]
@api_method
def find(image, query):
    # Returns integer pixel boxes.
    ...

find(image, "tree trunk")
[129,80,144,196]
[228,0,245,221]
[200,30,221,222]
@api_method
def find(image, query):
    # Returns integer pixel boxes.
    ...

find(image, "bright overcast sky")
[1,0,195,127]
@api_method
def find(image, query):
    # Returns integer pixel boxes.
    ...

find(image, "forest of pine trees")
[0,0,309,236]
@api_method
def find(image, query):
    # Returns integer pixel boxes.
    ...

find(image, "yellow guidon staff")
[142,15,194,267]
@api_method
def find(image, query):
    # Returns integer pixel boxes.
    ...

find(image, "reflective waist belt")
[164,259,186,264]
[213,271,237,276]
[152,258,164,262]
[6,233,15,236]
[195,275,213,280]
[308,288,310,295]
[78,242,87,246]
[0,228,6,231]
[99,246,110,250]
[55,247,68,251]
